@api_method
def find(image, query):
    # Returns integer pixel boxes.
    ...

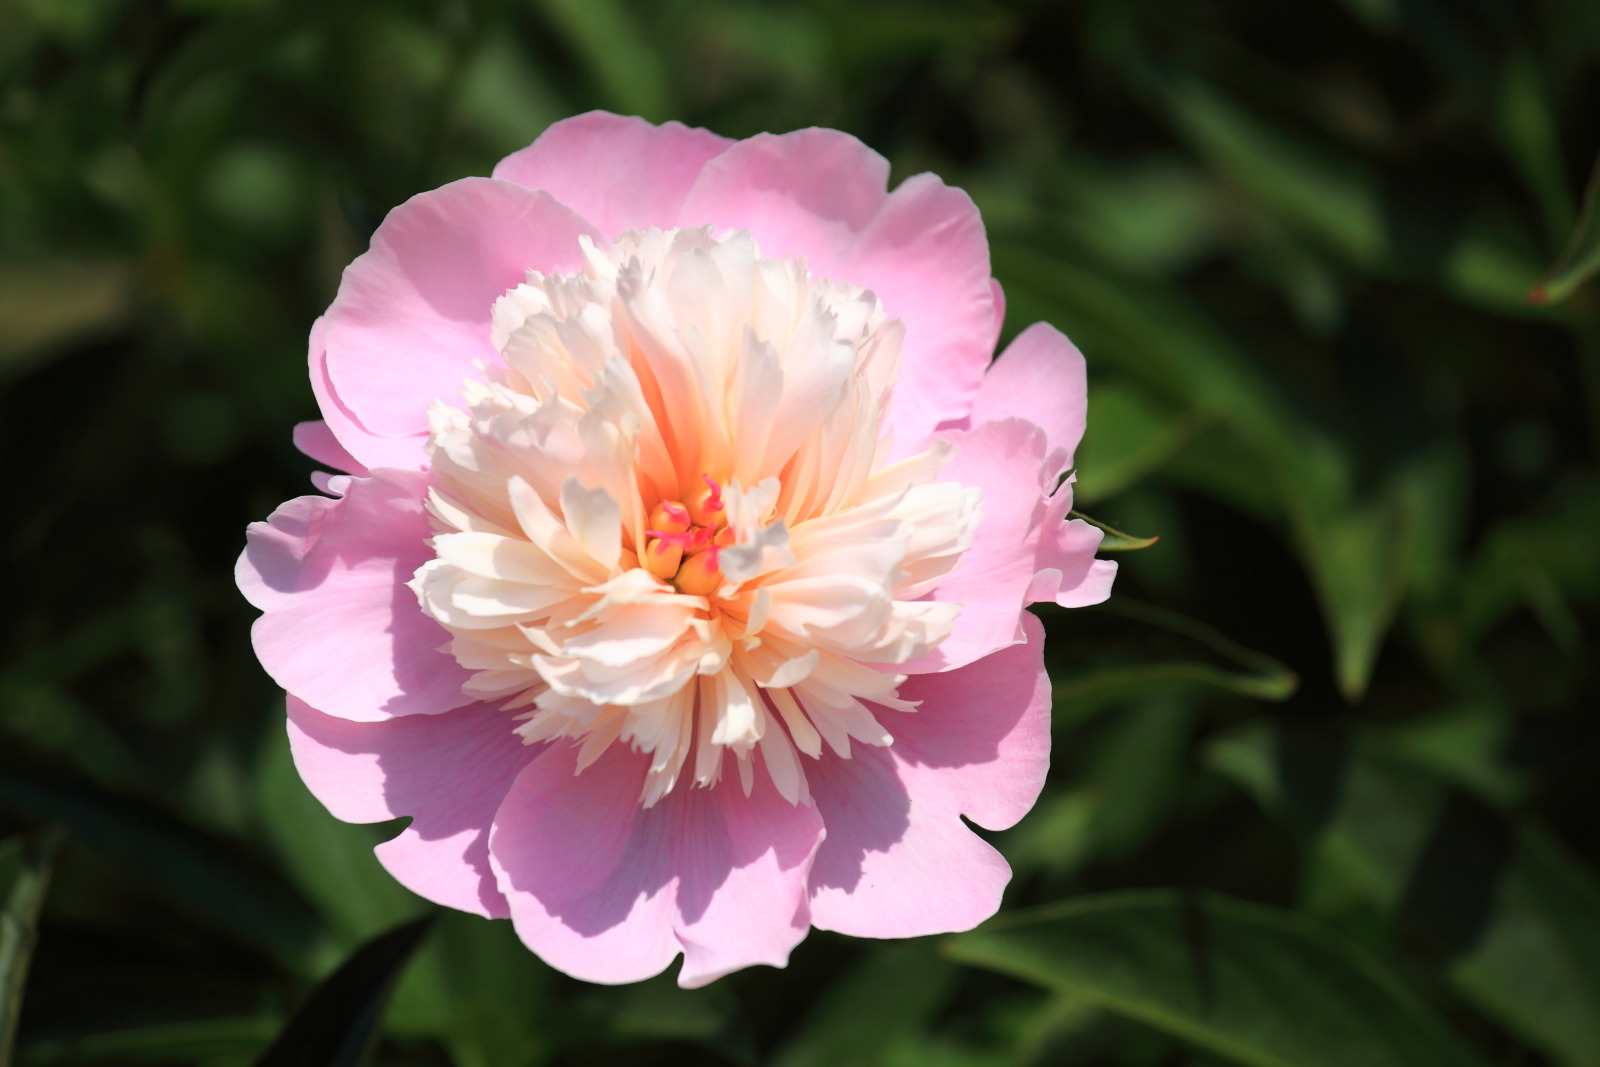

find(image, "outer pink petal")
[675,130,996,451]
[292,419,367,476]
[968,322,1088,468]
[308,317,429,473]
[906,418,1050,673]
[323,178,599,440]
[892,612,1052,830]
[987,277,1007,354]
[236,469,473,721]
[805,617,1047,937]
[285,697,533,918]
[843,172,997,452]
[492,111,733,240]
[805,750,1011,939]
[1028,481,1117,608]
[488,744,825,987]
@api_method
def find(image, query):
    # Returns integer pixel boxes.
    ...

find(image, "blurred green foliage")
[2,0,1598,1063]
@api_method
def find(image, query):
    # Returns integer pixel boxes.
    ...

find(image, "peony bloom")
[238,112,1115,986]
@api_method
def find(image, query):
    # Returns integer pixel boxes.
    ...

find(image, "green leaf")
[1070,510,1160,552]
[1493,53,1574,244]
[1073,381,1211,504]
[946,890,1488,1067]
[774,940,960,1067]
[1051,601,1298,715]
[17,1017,278,1065]
[394,912,555,1067]
[1531,152,1600,304]
[1158,77,1389,270]
[532,0,674,120]
[1458,480,1600,646]
[0,770,317,965]
[256,916,435,1067]
[992,244,1409,699]
[1,828,62,1067]
[1208,723,1600,1067]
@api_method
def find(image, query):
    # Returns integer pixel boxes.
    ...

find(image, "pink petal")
[805,747,1012,939]
[489,743,825,987]
[237,469,473,721]
[286,697,533,918]
[492,111,733,240]
[292,420,368,476]
[988,277,1007,354]
[323,178,599,440]
[675,131,996,452]
[843,172,997,452]
[967,322,1088,468]
[1027,484,1117,608]
[892,612,1051,830]
[906,418,1051,673]
[308,316,429,473]
[677,128,890,261]
[805,617,1047,936]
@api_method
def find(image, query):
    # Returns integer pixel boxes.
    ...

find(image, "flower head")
[238,112,1115,986]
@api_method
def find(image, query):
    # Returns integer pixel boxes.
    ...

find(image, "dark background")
[2,0,1598,1063]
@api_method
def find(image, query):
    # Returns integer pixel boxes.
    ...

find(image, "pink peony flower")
[237,112,1115,987]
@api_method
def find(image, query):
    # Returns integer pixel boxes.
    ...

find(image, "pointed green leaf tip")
[1,827,64,1067]
[947,890,1491,1067]
[255,916,435,1067]
[1071,510,1160,551]
[1531,151,1600,304]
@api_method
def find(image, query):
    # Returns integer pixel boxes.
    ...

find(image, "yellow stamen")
[648,500,691,534]
[685,477,724,528]
[643,537,684,581]
[674,549,722,597]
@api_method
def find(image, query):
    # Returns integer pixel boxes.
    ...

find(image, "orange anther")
[643,537,683,581]
[648,500,691,534]
[674,547,722,597]
[686,475,725,527]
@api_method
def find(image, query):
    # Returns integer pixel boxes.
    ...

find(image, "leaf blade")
[255,916,435,1067]
[1208,722,1600,1067]
[947,890,1488,1067]
[1070,510,1161,552]
[1531,152,1600,304]
[1,828,63,1067]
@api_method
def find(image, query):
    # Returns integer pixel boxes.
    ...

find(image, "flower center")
[643,476,731,596]
[410,227,979,807]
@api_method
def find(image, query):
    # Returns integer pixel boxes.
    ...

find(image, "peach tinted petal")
[286,697,533,918]
[676,132,996,450]
[237,469,472,721]
[324,179,598,439]
[492,111,733,239]
[489,743,824,987]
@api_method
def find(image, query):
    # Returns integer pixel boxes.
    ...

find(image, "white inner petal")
[409,227,978,807]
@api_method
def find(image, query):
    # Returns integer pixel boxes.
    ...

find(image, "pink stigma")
[700,474,724,514]
[647,527,712,552]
